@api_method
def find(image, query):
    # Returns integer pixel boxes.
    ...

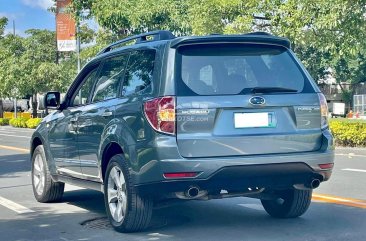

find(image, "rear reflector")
[163,172,199,179]
[319,163,334,169]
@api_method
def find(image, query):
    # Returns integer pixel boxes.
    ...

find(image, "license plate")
[234,112,274,128]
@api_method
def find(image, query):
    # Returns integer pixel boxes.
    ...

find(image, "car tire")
[261,189,312,218]
[31,145,64,202]
[104,154,153,233]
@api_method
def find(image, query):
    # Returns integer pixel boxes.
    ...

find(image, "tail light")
[318,93,329,129]
[144,96,176,135]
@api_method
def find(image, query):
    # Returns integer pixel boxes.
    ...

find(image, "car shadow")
[62,189,106,215]
[58,189,366,241]
[0,153,30,177]
[0,186,365,241]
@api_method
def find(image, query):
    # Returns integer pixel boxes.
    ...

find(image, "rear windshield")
[176,44,306,95]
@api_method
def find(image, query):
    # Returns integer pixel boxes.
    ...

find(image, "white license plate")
[234,112,269,128]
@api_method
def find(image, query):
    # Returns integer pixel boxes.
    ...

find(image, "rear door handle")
[102,111,113,117]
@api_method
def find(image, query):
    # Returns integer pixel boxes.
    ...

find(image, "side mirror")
[44,91,61,109]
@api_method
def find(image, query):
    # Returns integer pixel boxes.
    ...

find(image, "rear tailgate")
[174,42,322,158]
[176,94,322,158]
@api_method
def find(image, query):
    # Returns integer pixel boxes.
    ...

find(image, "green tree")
[79,23,95,44]
[0,29,76,117]
[3,0,360,113]
[0,34,26,98]
[70,0,192,35]
[0,17,8,37]
[80,29,118,63]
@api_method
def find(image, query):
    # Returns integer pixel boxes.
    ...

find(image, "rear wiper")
[250,87,298,94]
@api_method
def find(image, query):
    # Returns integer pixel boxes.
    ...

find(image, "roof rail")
[97,30,175,56]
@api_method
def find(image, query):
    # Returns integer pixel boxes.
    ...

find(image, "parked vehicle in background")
[30,30,334,233]
[330,102,345,118]
[0,98,29,112]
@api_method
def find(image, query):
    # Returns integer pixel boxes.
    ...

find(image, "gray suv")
[30,30,334,232]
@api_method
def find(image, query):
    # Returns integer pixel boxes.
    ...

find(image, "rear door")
[175,44,322,158]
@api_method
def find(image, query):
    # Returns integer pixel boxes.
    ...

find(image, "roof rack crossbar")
[97,30,175,56]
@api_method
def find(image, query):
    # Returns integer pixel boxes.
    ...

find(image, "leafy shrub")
[26,118,42,129]
[329,119,366,147]
[9,117,42,129]
[0,118,9,126]
[9,117,29,128]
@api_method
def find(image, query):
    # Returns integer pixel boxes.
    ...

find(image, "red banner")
[56,0,76,51]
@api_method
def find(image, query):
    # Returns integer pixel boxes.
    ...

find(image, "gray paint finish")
[176,94,323,157]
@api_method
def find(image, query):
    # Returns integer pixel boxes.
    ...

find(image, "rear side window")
[92,54,128,102]
[177,44,306,95]
[122,50,155,96]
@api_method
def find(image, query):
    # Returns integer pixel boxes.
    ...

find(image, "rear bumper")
[134,149,334,196]
[133,147,334,183]
[132,129,334,194]
[136,162,332,196]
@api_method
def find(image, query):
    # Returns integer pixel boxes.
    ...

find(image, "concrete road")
[0,126,365,241]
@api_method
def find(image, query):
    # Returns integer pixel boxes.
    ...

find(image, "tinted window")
[72,68,98,106]
[122,50,155,96]
[92,55,128,102]
[178,44,305,95]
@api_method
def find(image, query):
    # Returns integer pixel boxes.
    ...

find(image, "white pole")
[77,24,81,73]
[13,21,17,118]
[76,21,82,102]
[14,98,17,118]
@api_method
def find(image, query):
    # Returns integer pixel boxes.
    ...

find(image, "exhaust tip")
[186,186,200,198]
[311,179,320,189]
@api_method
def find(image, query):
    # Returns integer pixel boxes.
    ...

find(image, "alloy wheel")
[107,166,127,223]
[33,154,45,195]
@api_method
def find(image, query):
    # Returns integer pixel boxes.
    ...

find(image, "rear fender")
[99,119,131,171]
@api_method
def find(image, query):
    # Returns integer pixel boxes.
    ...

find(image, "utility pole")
[76,24,81,73]
[55,15,59,65]
[13,20,17,118]
[76,19,82,103]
